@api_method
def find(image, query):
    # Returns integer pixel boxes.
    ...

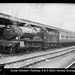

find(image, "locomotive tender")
[0,13,75,53]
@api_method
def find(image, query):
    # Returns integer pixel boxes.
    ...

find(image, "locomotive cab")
[45,28,59,43]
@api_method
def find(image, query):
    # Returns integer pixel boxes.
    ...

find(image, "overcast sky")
[0,3,75,32]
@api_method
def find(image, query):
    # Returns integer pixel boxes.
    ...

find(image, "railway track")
[0,44,70,57]
[25,49,75,68]
[3,46,75,68]
[20,49,75,68]
[0,46,74,64]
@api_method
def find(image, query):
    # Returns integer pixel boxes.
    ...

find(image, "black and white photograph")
[0,3,75,73]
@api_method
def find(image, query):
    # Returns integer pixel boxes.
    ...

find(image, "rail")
[4,46,75,68]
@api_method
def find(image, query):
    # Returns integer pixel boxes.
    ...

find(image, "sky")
[0,3,75,32]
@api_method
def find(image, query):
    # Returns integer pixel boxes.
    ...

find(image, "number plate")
[20,41,25,47]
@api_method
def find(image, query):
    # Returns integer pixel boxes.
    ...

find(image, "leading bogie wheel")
[9,47,15,54]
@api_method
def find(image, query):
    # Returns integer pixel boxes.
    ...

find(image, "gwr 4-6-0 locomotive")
[0,24,48,53]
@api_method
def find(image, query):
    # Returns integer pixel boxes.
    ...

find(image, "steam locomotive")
[0,24,48,53]
[0,23,75,54]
